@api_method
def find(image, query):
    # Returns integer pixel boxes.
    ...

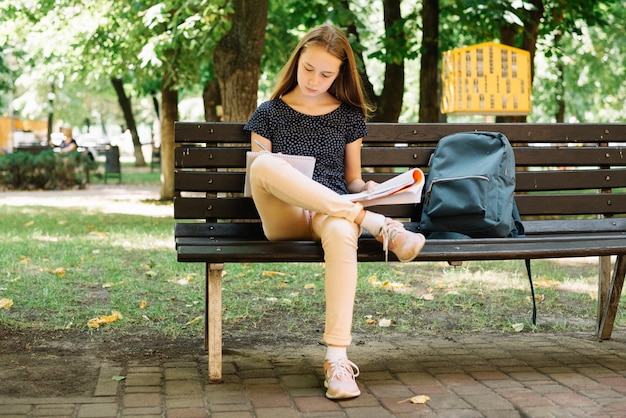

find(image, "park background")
[1,0,625,198]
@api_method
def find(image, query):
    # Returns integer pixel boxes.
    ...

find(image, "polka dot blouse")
[244,99,368,194]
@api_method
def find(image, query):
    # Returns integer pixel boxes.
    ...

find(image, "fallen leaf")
[535,279,561,289]
[421,293,435,301]
[111,376,126,381]
[19,256,30,264]
[399,395,430,404]
[184,316,203,325]
[0,298,14,309]
[24,220,34,227]
[379,318,392,327]
[512,323,524,332]
[52,267,66,278]
[139,300,148,309]
[304,283,316,289]
[87,310,123,328]
[102,282,115,288]
[262,271,288,277]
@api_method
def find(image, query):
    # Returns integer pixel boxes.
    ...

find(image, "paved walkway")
[2,332,626,417]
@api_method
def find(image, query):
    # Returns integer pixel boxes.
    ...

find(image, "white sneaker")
[377,219,425,262]
[323,359,361,400]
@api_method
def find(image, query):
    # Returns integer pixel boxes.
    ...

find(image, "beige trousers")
[250,153,364,346]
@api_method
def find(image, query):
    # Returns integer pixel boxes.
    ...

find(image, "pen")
[254,139,270,152]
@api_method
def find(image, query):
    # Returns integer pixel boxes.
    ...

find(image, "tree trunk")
[419,0,440,123]
[346,0,404,122]
[110,78,147,166]
[497,0,544,123]
[371,0,404,122]
[214,0,268,122]
[159,82,178,200]
[203,80,222,122]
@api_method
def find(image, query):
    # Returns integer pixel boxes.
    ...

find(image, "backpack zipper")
[425,175,489,205]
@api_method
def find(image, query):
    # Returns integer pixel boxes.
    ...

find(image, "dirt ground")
[0,326,207,397]
[0,324,328,398]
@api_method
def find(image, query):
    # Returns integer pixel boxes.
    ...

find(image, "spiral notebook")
[244,152,316,197]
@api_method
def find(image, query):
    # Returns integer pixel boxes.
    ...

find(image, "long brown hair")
[271,24,372,118]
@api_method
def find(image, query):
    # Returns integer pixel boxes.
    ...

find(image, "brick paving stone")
[94,366,122,397]
[499,390,554,408]
[211,412,255,418]
[164,407,209,418]
[461,393,516,411]
[0,405,33,415]
[254,407,301,418]
[434,372,480,387]
[292,396,341,413]
[544,391,598,407]
[332,391,379,408]
[378,397,431,415]
[125,372,161,387]
[343,406,396,418]
[121,406,162,415]
[280,373,319,389]
[76,403,118,418]
[32,405,76,416]
[427,393,473,410]
[123,393,163,408]
[164,368,200,380]
[248,390,292,409]
[124,385,162,393]
[363,382,414,398]
[408,383,451,395]
[164,380,203,397]
[165,398,206,409]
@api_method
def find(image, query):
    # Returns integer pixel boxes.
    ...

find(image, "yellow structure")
[0,117,48,150]
[441,42,531,115]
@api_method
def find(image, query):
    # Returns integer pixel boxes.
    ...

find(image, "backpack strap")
[525,259,537,325]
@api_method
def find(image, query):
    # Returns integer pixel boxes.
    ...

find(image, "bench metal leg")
[206,263,223,383]
[597,255,626,340]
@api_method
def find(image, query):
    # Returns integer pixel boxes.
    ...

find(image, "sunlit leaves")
[87,309,123,328]
[0,298,14,309]
[399,395,430,404]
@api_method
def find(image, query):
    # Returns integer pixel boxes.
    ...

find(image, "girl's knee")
[319,217,360,246]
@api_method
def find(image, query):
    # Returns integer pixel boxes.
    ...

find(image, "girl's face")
[296,45,342,97]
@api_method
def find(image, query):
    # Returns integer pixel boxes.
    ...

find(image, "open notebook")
[244,152,316,197]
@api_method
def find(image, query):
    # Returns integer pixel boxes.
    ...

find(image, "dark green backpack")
[420,131,524,239]
[420,131,536,324]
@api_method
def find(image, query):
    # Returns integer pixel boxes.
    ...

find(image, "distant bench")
[174,121,626,382]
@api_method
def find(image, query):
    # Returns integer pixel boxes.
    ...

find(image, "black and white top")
[244,99,367,194]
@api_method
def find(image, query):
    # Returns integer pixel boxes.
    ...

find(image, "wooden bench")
[174,121,626,382]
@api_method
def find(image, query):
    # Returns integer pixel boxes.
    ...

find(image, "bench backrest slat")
[174,122,626,223]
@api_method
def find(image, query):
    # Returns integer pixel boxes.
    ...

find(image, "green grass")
[89,162,162,186]
[1,201,624,339]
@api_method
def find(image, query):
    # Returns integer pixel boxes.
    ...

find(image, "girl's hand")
[361,180,378,193]
[347,178,378,194]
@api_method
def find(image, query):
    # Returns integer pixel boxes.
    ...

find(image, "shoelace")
[378,223,400,262]
[326,358,360,382]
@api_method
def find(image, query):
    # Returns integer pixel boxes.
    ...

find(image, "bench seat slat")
[177,236,626,263]
[173,218,626,239]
